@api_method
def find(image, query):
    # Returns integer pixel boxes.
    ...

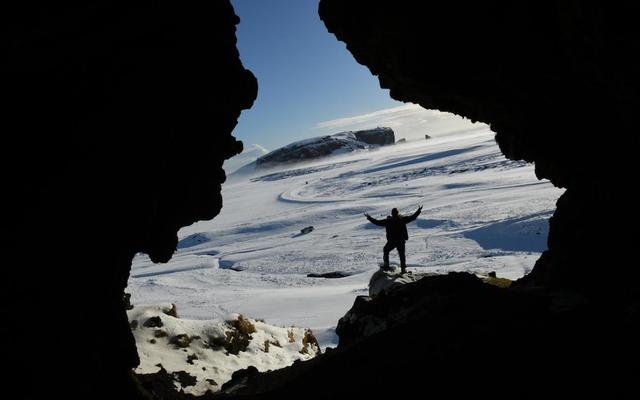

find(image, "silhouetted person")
[365,206,422,273]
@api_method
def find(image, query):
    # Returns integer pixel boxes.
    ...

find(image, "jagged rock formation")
[218,272,639,398]
[319,1,640,300]
[255,127,395,168]
[2,2,256,399]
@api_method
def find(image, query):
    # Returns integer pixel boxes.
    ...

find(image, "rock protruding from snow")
[353,127,395,146]
[129,304,320,396]
[299,226,314,235]
[307,271,351,279]
[368,268,433,297]
[255,127,395,169]
[337,272,479,347]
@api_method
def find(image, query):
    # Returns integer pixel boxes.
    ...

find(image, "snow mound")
[129,304,320,395]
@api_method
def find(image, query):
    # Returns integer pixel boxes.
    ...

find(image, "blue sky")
[230,0,402,150]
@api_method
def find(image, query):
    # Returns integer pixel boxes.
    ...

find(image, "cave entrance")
[125,1,564,394]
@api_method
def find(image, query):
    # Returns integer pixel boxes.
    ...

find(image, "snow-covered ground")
[129,304,318,395]
[128,121,563,386]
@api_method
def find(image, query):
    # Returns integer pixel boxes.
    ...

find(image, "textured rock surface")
[2,2,256,399]
[319,0,640,300]
[367,269,433,297]
[256,128,394,168]
[352,127,395,146]
[218,273,639,398]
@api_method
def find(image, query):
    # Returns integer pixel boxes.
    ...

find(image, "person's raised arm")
[403,205,423,223]
[364,212,385,226]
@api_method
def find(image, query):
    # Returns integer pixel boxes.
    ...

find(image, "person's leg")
[383,241,395,269]
[398,241,407,272]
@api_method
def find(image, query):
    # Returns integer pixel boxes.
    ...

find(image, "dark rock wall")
[218,273,639,399]
[2,2,256,399]
[319,1,640,299]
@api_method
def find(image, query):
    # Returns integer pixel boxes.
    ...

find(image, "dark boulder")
[299,226,314,235]
[220,366,260,394]
[338,272,487,347]
[306,271,351,279]
[169,334,193,349]
[353,127,395,146]
[143,316,164,329]
[136,365,207,399]
[124,293,134,310]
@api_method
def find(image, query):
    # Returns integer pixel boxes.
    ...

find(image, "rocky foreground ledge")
[211,270,639,399]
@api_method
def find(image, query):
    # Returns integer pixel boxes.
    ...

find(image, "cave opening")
[125,1,566,396]
[5,1,639,399]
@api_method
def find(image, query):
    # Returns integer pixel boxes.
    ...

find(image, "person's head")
[391,208,399,217]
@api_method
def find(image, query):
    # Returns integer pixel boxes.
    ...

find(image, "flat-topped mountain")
[254,127,395,169]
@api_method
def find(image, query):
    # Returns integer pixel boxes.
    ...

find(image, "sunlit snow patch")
[129,304,320,395]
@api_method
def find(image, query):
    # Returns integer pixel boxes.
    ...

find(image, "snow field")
[128,123,563,391]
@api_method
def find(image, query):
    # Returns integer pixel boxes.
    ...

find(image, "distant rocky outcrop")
[255,128,394,169]
[352,127,395,146]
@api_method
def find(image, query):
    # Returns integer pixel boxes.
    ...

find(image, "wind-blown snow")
[314,103,488,142]
[223,144,269,174]
[128,124,562,376]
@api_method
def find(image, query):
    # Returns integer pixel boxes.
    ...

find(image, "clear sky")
[230,0,402,150]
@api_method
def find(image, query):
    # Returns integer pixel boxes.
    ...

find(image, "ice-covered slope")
[128,126,562,364]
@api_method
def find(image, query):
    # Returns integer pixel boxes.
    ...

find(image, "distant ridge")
[256,127,395,169]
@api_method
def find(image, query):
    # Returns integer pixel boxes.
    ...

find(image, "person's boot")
[381,263,392,271]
